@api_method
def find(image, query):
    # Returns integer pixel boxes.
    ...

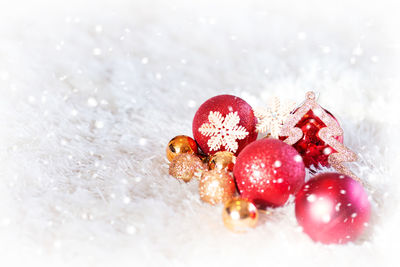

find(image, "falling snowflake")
[255,97,296,138]
[199,111,249,153]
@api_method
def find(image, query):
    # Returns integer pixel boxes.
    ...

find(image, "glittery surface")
[280,92,360,182]
[295,173,370,244]
[234,138,306,208]
[199,170,236,205]
[169,153,207,182]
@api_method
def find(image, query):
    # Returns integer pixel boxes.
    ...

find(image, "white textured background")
[0,0,399,266]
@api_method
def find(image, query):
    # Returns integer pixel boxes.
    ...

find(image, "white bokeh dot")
[88,97,98,107]
[93,48,102,56]
[307,194,316,202]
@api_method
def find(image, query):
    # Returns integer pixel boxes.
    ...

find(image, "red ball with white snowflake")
[295,173,371,244]
[192,95,257,155]
[234,138,306,208]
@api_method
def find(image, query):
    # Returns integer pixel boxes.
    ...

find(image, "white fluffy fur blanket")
[0,0,399,266]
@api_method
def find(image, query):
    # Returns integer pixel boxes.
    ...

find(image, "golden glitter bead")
[199,170,236,205]
[208,151,236,172]
[222,198,258,233]
[166,135,198,162]
[169,153,206,182]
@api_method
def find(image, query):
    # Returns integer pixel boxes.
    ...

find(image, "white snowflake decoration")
[198,111,249,153]
[255,97,296,138]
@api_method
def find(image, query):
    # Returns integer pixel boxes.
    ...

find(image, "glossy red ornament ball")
[280,109,343,168]
[193,95,257,155]
[295,173,370,244]
[234,138,306,208]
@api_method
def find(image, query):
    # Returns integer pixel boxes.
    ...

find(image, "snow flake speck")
[274,160,282,168]
[95,25,103,33]
[141,57,149,64]
[126,225,137,235]
[198,111,249,153]
[322,214,331,223]
[297,32,307,40]
[307,194,316,202]
[323,147,332,155]
[139,138,147,146]
[294,155,303,163]
[123,196,131,204]
[335,203,341,212]
[371,56,379,63]
[187,100,196,108]
[53,241,62,249]
[88,97,98,107]
[155,73,162,80]
[322,46,331,53]
[95,120,104,129]
[93,48,102,56]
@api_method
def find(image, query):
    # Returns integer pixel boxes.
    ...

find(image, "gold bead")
[166,135,198,162]
[222,198,258,233]
[169,153,206,182]
[199,170,236,205]
[208,151,236,172]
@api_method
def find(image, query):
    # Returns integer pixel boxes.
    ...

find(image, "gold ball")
[166,135,198,162]
[199,170,236,205]
[222,198,258,233]
[169,153,206,182]
[208,151,236,172]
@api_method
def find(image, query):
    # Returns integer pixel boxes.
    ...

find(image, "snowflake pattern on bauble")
[255,97,296,138]
[198,111,249,153]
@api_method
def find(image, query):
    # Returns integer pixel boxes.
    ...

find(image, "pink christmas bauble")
[234,138,306,208]
[295,173,371,244]
[193,95,257,155]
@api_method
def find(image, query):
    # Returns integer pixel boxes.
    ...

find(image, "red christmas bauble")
[193,95,257,155]
[280,109,343,168]
[234,138,305,208]
[295,173,370,244]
